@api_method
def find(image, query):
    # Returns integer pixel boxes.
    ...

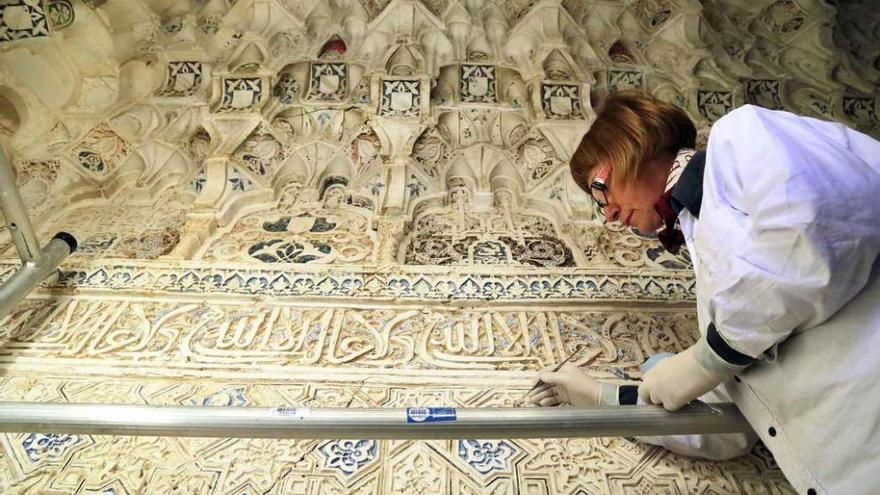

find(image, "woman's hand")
[527,363,602,407]
[637,345,726,411]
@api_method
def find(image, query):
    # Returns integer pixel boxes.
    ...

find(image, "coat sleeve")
[695,106,880,373]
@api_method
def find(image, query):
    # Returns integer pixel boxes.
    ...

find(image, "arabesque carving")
[0,0,874,492]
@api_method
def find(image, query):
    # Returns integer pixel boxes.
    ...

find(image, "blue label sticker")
[406,407,457,423]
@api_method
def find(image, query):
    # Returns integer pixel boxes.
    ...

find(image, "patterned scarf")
[654,148,696,254]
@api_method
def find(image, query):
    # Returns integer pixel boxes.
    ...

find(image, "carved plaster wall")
[0,0,876,493]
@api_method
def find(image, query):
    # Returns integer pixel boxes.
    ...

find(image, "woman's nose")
[604,203,621,223]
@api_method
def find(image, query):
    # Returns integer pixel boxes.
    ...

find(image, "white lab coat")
[649,105,880,494]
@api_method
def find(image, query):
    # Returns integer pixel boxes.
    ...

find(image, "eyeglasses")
[589,167,610,217]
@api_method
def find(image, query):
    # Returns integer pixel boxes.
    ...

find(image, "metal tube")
[0,233,76,319]
[0,150,41,263]
[0,401,750,439]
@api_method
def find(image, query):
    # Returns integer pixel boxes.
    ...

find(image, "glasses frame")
[589,172,610,217]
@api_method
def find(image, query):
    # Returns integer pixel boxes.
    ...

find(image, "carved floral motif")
[72,123,131,176]
[203,200,374,265]
[405,192,574,268]
[15,159,59,186]
[231,124,287,180]
[577,222,692,271]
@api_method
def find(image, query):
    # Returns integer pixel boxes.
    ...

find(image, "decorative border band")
[0,260,696,302]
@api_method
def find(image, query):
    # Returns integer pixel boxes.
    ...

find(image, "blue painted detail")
[192,387,249,407]
[458,439,518,474]
[22,433,79,463]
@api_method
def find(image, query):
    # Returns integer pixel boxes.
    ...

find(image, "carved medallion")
[843,96,878,129]
[0,1,50,42]
[307,62,348,101]
[460,64,497,104]
[746,79,783,110]
[608,70,645,91]
[540,83,584,120]
[158,61,203,97]
[697,90,734,122]
[218,77,263,112]
[380,80,421,117]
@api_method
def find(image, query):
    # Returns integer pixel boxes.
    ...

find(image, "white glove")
[527,363,603,407]
[638,345,727,411]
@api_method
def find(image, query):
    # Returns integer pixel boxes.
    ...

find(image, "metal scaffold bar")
[0,234,76,317]
[0,402,750,439]
[0,147,77,319]
[0,150,42,264]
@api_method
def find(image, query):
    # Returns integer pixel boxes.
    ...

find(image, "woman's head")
[570,91,695,231]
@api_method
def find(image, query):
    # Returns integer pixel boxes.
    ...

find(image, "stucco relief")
[1,197,187,260]
[1,0,876,493]
[405,189,574,267]
[202,182,374,265]
[0,297,699,373]
[575,222,692,271]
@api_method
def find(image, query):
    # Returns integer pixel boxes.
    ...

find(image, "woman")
[528,91,880,494]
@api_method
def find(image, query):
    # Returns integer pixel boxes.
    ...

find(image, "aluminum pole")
[0,401,750,439]
[0,233,77,319]
[0,149,41,263]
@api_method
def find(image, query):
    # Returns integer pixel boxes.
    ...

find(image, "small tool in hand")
[609,367,640,382]
[518,345,583,405]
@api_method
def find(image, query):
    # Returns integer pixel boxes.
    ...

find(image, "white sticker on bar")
[274,407,310,419]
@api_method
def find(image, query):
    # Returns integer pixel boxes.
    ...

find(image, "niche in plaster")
[609,41,637,65]
[539,50,585,120]
[386,44,421,76]
[45,0,74,31]
[0,93,20,136]
[231,124,288,183]
[319,35,347,59]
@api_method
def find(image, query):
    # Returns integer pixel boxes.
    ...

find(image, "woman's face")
[590,156,672,232]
